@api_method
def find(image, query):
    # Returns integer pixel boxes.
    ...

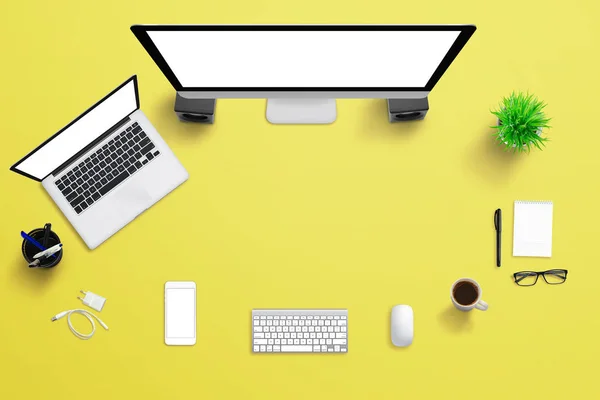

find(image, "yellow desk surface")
[1,1,599,399]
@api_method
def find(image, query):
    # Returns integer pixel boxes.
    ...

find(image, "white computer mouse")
[391,305,414,347]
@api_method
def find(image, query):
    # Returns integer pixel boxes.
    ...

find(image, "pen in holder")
[21,224,63,268]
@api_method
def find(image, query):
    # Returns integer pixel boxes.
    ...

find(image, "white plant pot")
[497,118,543,148]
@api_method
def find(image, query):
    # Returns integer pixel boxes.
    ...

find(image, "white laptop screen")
[11,78,138,181]
[146,29,461,88]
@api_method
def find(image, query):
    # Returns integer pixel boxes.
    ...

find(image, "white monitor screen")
[12,79,138,180]
[165,289,195,339]
[146,29,463,89]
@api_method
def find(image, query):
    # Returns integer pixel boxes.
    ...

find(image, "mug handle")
[474,299,488,311]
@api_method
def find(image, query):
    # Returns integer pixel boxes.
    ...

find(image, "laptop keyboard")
[54,122,160,215]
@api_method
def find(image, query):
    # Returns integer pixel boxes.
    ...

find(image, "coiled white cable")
[51,309,109,340]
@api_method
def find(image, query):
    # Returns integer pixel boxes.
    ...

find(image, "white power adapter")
[77,290,107,312]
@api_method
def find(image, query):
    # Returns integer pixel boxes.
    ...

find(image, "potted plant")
[491,92,551,153]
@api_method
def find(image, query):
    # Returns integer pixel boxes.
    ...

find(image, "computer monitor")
[131,25,476,124]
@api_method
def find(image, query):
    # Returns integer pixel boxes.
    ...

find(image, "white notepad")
[513,201,553,257]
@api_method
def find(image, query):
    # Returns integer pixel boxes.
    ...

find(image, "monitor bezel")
[130,24,476,93]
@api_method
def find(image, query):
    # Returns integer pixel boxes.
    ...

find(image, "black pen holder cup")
[21,228,63,268]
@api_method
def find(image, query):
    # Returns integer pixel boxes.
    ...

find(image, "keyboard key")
[108,139,114,145]
[99,161,107,168]
[57,183,65,191]
[146,153,154,160]
[123,144,130,151]
[123,160,131,168]
[126,127,132,133]
[100,177,108,185]
[111,170,119,178]
[127,165,137,174]
[133,144,141,152]
[127,148,135,156]
[81,166,88,174]
[99,153,106,160]
[70,195,85,207]
[135,152,143,160]
[92,192,101,201]
[280,345,313,353]
[82,174,89,181]
[74,206,83,214]
[93,165,100,172]
[132,126,142,134]
[82,183,89,190]
[99,170,129,196]
[135,161,142,169]
[132,122,138,128]
[76,188,84,195]
[94,182,102,189]
[153,150,160,157]
[86,163,93,170]
[99,170,106,177]
[103,150,110,157]
[66,191,77,202]
[110,161,117,168]
[83,190,90,198]
[117,165,125,172]
[81,201,88,210]
[138,138,150,149]
[108,145,116,152]
[141,141,155,155]
[142,159,148,165]
[63,178,71,186]
[92,158,99,165]
[106,166,112,174]
[87,197,94,205]
[75,171,82,178]
[90,186,97,193]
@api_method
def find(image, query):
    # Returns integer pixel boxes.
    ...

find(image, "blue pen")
[21,231,57,259]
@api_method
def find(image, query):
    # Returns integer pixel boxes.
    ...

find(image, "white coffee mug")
[450,278,488,311]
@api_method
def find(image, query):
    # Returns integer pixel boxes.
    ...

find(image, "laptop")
[10,76,188,249]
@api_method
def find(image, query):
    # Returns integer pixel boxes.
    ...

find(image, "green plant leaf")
[490,91,551,152]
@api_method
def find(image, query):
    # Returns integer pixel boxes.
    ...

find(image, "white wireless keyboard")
[252,309,348,353]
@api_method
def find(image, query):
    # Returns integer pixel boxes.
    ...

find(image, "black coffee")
[453,281,478,306]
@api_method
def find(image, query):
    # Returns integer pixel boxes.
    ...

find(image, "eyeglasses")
[513,269,568,286]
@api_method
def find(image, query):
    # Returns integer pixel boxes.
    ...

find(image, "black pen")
[494,209,502,267]
[43,223,51,248]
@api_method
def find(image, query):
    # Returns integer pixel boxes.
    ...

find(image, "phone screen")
[165,288,195,339]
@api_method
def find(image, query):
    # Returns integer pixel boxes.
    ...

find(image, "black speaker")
[174,93,216,124]
[387,97,429,122]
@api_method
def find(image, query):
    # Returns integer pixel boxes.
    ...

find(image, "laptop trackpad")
[113,185,153,213]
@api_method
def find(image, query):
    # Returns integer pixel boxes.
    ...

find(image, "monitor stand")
[266,98,336,124]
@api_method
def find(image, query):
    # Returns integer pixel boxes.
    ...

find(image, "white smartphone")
[165,281,196,346]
